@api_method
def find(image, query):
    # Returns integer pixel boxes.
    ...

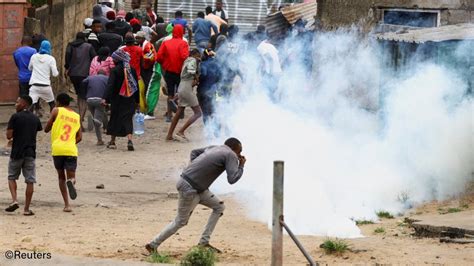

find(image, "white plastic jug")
[133,112,145,135]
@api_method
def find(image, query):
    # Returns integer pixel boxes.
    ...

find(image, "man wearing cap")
[88,19,103,53]
[130,18,158,43]
[83,18,94,39]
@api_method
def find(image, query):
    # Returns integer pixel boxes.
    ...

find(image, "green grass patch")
[355,220,375,225]
[181,246,217,266]
[320,239,349,255]
[376,210,394,219]
[439,207,463,214]
[374,227,385,234]
[147,252,172,264]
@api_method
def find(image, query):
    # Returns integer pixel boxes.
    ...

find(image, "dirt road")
[1,100,473,265]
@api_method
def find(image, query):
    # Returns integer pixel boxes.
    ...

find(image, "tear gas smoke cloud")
[208,28,473,238]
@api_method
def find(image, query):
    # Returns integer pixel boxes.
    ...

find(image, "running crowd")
[6,0,313,254]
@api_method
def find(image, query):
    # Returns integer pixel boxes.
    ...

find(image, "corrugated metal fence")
[125,0,270,35]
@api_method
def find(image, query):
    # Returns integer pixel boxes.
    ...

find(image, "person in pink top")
[89,47,115,76]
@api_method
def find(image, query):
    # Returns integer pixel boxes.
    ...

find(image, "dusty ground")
[0,98,473,265]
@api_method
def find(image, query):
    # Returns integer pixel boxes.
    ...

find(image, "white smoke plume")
[208,28,473,238]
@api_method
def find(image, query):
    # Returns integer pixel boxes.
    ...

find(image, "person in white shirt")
[28,40,59,113]
[213,0,229,22]
[257,38,282,101]
[205,6,227,36]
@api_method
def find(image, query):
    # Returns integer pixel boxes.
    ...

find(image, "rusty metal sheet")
[124,0,268,35]
[280,0,317,25]
[265,1,317,37]
[266,11,290,37]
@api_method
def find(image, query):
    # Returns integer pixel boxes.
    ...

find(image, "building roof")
[374,23,474,43]
[266,0,317,37]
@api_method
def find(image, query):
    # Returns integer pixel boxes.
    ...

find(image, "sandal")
[23,210,35,216]
[67,179,77,200]
[5,202,19,212]
[107,142,117,149]
[127,140,134,151]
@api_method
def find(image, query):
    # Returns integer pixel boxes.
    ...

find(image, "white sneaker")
[144,115,156,120]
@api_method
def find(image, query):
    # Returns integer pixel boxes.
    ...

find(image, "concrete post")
[271,161,284,266]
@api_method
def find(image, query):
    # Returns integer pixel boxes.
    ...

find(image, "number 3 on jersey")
[60,124,72,141]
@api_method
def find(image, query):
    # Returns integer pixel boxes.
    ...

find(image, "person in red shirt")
[156,24,189,122]
[120,34,145,112]
[121,34,143,79]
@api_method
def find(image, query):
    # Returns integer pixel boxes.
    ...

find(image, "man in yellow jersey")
[45,93,81,212]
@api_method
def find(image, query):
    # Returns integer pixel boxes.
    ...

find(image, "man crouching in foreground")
[145,137,246,254]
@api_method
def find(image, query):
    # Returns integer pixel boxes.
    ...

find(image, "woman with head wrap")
[105,49,139,151]
[89,47,115,76]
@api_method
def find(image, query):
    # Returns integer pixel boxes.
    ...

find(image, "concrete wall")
[316,0,473,31]
[25,0,95,94]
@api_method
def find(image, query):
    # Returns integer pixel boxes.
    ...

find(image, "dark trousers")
[164,71,181,97]
[141,67,153,92]
[19,82,31,96]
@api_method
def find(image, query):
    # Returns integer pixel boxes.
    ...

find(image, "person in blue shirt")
[192,12,218,54]
[197,49,221,126]
[171,10,193,44]
[13,36,36,96]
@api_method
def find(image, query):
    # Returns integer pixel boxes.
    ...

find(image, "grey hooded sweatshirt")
[181,145,244,192]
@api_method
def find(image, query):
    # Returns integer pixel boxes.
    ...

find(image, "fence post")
[272,161,284,266]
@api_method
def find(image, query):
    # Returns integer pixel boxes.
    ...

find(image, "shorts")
[8,157,36,183]
[164,71,181,97]
[29,84,55,103]
[177,80,199,107]
[53,156,78,171]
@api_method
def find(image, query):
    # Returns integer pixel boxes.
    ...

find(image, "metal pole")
[281,219,317,266]
[271,161,284,266]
